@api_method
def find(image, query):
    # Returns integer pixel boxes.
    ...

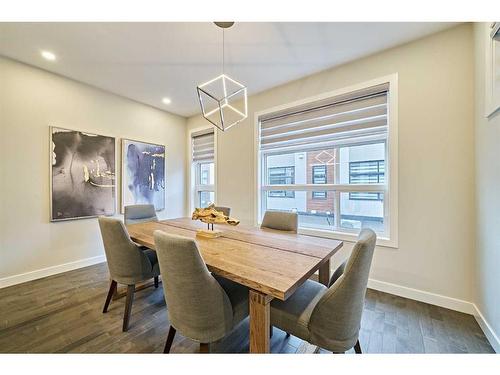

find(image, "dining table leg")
[318,259,331,287]
[249,290,273,353]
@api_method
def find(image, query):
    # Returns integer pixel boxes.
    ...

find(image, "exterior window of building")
[200,163,212,185]
[191,130,215,208]
[197,162,215,207]
[312,165,327,199]
[257,77,397,246]
[349,160,384,201]
[268,166,295,198]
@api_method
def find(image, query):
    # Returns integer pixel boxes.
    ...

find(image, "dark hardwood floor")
[0,263,494,353]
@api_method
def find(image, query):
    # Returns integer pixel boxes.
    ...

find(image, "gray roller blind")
[192,130,214,162]
[259,83,389,152]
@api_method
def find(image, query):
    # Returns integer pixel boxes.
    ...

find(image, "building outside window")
[261,144,385,233]
[197,162,215,207]
[268,166,295,198]
[349,160,384,201]
[312,165,327,199]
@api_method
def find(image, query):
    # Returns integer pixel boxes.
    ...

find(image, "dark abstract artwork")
[122,139,165,212]
[51,127,116,221]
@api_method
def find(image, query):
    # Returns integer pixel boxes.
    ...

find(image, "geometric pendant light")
[197,22,248,131]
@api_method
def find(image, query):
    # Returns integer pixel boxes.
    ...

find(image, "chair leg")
[154,276,159,288]
[354,339,362,354]
[122,284,135,332]
[199,343,210,353]
[163,326,177,353]
[103,280,117,313]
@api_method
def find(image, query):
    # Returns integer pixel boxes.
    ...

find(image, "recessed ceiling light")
[41,50,56,61]
[162,97,172,105]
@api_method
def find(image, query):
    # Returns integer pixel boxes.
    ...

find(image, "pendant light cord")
[222,28,225,75]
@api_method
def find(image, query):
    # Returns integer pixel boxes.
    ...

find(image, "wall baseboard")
[0,255,106,289]
[368,278,499,353]
[472,304,500,353]
[368,278,475,314]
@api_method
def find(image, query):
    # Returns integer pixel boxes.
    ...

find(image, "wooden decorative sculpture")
[192,203,240,238]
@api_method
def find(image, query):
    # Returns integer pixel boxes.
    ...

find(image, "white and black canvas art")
[121,139,166,212]
[50,127,116,221]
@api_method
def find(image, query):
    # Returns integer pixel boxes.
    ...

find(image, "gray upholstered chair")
[260,210,298,232]
[214,206,231,216]
[261,210,298,337]
[154,231,249,353]
[124,204,158,225]
[329,260,347,287]
[270,229,376,354]
[98,217,161,331]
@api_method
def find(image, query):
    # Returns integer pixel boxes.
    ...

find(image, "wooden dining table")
[126,217,343,353]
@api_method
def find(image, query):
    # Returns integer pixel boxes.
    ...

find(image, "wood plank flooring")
[0,263,494,353]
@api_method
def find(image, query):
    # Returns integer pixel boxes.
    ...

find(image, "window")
[312,165,327,199]
[257,76,397,246]
[199,190,215,208]
[191,130,215,208]
[349,160,384,201]
[268,166,295,198]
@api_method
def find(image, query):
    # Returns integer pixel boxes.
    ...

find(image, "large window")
[191,130,215,208]
[257,77,397,245]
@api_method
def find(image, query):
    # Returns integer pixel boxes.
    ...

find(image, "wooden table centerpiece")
[191,203,240,238]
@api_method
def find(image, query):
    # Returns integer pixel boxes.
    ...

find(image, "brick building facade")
[306,149,336,213]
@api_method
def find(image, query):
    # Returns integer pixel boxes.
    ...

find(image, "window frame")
[188,126,217,212]
[254,74,399,248]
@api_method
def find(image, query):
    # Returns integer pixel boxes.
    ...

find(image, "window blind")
[192,130,214,162]
[259,83,389,152]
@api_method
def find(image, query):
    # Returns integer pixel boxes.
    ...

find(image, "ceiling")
[0,22,457,117]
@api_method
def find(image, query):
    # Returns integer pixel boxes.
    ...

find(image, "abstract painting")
[50,127,116,221]
[121,139,165,212]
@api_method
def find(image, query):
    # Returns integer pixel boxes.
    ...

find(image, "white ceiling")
[0,22,457,117]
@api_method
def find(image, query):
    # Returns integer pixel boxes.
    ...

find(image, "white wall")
[473,23,500,351]
[188,24,476,306]
[0,56,187,285]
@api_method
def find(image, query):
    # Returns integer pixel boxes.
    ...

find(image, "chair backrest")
[309,229,376,351]
[214,206,231,216]
[124,204,158,225]
[98,217,153,284]
[328,260,347,287]
[260,210,298,232]
[154,230,234,343]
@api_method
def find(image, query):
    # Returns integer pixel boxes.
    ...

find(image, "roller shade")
[192,130,214,162]
[259,83,389,152]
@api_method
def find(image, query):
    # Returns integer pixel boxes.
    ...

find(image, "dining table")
[126,217,343,353]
